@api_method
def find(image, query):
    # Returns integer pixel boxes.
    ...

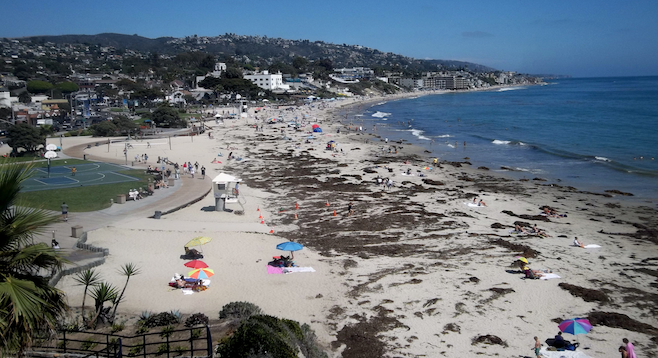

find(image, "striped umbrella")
[188,268,214,280]
[558,318,593,335]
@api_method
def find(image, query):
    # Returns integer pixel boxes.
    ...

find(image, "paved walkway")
[34,139,213,269]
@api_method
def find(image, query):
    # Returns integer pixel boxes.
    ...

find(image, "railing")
[28,325,212,358]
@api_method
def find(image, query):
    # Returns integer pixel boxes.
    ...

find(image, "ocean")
[347,77,658,202]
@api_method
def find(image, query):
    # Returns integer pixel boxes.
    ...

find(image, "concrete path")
[34,139,212,270]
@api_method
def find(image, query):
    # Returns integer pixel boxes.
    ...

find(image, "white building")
[0,87,10,108]
[244,71,290,91]
[195,62,227,89]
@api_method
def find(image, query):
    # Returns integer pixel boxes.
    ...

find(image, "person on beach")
[533,336,542,357]
[201,166,206,179]
[619,346,629,358]
[61,202,68,221]
[348,202,354,216]
[554,332,565,348]
[623,338,637,358]
[190,166,195,178]
[51,239,60,249]
[514,224,529,234]
[574,237,585,248]
[478,199,487,207]
[71,166,76,176]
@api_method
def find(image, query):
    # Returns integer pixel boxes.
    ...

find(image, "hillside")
[21,33,497,73]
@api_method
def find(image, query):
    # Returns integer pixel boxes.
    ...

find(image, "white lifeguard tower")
[212,173,244,213]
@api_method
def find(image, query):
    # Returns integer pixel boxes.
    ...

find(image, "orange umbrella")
[188,268,214,279]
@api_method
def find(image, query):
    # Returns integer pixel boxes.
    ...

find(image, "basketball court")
[22,162,140,192]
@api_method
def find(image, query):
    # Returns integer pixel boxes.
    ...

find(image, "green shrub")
[219,301,262,320]
[108,338,119,351]
[173,345,186,356]
[155,343,169,356]
[184,313,209,327]
[57,340,67,350]
[191,328,203,340]
[127,345,143,357]
[81,337,97,351]
[111,322,125,333]
[215,315,329,358]
[139,311,180,328]
[135,325,149,334]
[160,325,175,338]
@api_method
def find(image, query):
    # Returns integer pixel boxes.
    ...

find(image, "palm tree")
[0,160,69,356]
[110,263,141,321]
[73,269,101,324]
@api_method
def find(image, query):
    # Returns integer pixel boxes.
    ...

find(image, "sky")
[2,0,658,78]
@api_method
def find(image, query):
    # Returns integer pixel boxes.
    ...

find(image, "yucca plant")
[89,282,118,328]
[110,263,141,321]
[73,268,101,324]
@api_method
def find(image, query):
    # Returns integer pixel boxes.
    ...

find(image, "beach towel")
[466,203,481,208]
[182,289,194,295]
[267,266,284,274]
[584,244,601,249]
[540,273,561,280]
[283,267,316,273]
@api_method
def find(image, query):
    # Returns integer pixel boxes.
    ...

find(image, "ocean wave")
[372,111,391,118]
[594,156,611,162]
[409,129,431,141]
[436,134,452,138]
[497,86,526,92]
[492,140,511,145]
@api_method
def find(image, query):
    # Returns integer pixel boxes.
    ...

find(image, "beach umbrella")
[515,256,528,264]
[312,124,320,129]
[184,260,209,269]
[188,268,214,280]
[276,241,303,259]
[558,318,593,336]
[185,236,212,249]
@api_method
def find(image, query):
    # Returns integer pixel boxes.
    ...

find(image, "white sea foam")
[492,140,511,145]
[436,134,452,138]
[376,101,387,106]
[595,156,612,162]
[409,129,431,141]
[497,86,525,92]
[372,111,391,118]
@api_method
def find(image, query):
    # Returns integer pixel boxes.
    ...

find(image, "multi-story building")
[244,71,290,91]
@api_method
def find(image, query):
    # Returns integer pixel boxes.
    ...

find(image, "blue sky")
[2,0,657,77]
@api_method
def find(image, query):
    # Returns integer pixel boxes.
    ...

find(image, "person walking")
[532,336,542,358]
[61,202,68,222]
[71,166,76,176]
[623,338,637,358]
[201,166,206,179]
[190,166,195,178]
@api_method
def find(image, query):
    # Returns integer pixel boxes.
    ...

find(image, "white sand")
[53,94,658,357]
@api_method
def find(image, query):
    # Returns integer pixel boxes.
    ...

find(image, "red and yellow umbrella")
[188,268,214,280]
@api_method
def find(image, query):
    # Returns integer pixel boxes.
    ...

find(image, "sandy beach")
[52,93,658,357]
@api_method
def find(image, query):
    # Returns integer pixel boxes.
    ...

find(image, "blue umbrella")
[276,241,303,259]
[558,318,593,335]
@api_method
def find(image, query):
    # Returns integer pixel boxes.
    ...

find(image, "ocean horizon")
[345,76,658,203]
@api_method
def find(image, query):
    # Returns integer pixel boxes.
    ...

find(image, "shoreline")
[49,92,658,357]
[334,88,658,206]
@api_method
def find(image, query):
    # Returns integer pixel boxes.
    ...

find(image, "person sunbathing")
[573,237,585,248]
[514,224,529,234]
[531,224,550,237]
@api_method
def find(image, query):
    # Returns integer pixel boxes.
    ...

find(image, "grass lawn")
[110,108,126,112]
[17,169,153,212]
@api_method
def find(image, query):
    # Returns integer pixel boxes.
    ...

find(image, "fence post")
[166,334,170,358]
[63,331,67,354]
[118,338,123,358]
[143,334,147,358]
[106,334,110,357]
[189,328,194,356]
[206,325,212,357]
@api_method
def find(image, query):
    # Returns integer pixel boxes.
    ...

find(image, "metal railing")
[29,325,212,358]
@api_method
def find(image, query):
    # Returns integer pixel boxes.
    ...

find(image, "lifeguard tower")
[212,173,245,213]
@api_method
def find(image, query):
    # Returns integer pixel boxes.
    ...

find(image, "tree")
[18,92,31,104]
[7,123,45,154]
[26,80,54,94]
[73,269,101,325]
[90,121,118,137]
[110,263,141,321]
[55,82,79,93]
[112,116,139,136]
[292,57,309,72]
[151,106,187,128]
[0,160,69,356]
[89,282,118,328]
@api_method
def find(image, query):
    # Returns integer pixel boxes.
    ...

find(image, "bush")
[128,345,143,357]
[219,301,262,320]
[160,325,175,338]
[111,322,125,333]
[81,337,98,351]
[139,311,181,328]
[184,313,209,327]
[155,343,169,356]
[216,315,328,358]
